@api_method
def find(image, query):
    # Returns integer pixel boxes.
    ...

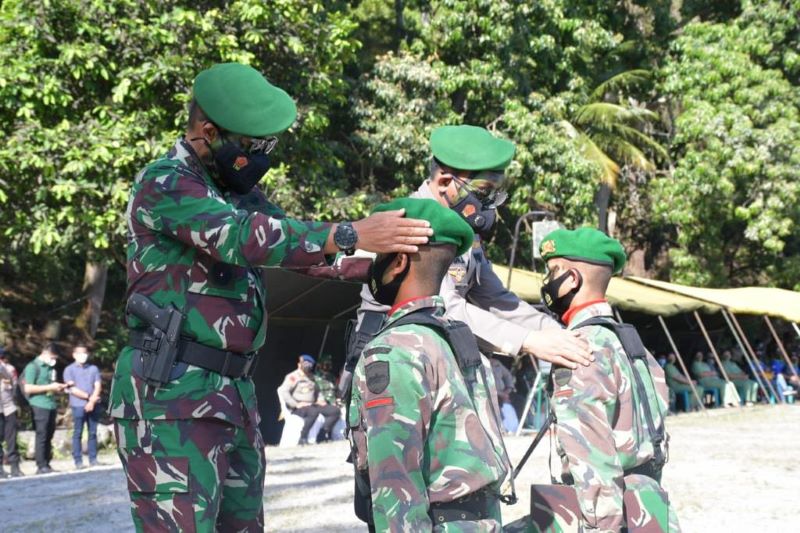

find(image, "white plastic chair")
[277,393,324,447]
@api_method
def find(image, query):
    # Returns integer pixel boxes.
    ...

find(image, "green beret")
[193,63,297,137]
[372,198,474,256]
[540,227,627,274]
[430,125,515,171]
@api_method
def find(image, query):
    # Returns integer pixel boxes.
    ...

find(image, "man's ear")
[388,253,408,277]
[567,268,583,291]
[201,121,219,143]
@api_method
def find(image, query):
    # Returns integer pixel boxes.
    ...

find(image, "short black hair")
[414,244,457,294]
[43,342,59,356]
[188,98,208,129]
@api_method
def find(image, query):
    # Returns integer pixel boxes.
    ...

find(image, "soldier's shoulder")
[366,323,448,361]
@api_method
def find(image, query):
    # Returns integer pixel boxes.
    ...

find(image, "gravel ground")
[1,404,797,532]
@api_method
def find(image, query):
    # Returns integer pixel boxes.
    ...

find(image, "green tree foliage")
[655,6,800,288]
[1,0,799,357]
[0,0,361,264]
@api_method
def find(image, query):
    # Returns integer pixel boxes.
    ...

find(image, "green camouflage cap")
[372,198,474,256]
[430,125,515,171]
[193,63,297,137]
[540,227,626,274]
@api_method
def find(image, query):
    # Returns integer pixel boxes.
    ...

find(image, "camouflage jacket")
[551,301,669,532]
[110,138,332,426]
[314,371,337,405]
[349,296,510,532]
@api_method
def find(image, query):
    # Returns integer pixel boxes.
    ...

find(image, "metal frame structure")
[693,311,741,406]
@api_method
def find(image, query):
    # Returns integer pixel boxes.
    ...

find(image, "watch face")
[335,223,357,249]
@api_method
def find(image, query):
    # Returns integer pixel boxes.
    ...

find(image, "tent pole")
[694,311,741,406]
[656,315,706,412]
[729,311,783,403]
[317,324,331,359]
[724,310,781,404]
[764,316,800,385]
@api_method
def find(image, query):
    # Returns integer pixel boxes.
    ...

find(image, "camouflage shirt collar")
[175,138,216,186]
[386,295,445,323]
[566,300,613,329]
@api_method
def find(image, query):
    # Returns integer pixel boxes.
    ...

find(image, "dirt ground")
[1,404,797,532]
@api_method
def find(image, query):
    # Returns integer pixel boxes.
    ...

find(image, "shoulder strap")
[573,316,667,466]
[380,309,482,372]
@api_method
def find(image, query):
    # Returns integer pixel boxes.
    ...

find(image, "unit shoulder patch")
[365,361,390,395]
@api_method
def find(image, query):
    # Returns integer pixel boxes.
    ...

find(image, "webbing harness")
[512,316,667,482]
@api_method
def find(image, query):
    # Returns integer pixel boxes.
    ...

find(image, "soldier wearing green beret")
[110,62,434,532]
[350,198,515,531]
[348,124,592,409]
[514,227,681,532]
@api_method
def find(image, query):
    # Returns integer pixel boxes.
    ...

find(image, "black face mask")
[368,254,410,306]
[209,139,272,194]
[451,191,497,240]
[540,270,583,320]
[190,136,272,194]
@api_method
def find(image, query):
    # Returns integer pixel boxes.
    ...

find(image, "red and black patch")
[365,361,390,394]
[365,397,394,409]
[233,155,249,170]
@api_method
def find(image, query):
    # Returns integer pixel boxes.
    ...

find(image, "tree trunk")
[75,261,108,338]
[625,248,647,277]
[595,182,612,234]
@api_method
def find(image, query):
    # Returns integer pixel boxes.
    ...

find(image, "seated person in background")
[314,354,339,407]
[720,350,758,405]
[665,352,704,411]
[690,351,729,406]
[770,358,796,400]
[788,355,800,389]
[278,355,341,444]
[490,357,519,434]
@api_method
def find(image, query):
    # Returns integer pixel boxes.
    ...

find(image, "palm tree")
[561,70,667,233]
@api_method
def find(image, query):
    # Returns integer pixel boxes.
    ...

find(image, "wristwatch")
[333,221,358,256]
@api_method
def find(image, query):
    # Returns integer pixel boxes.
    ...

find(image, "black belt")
[129,329,258,379]
[429,487,497,524]
[623,459,661,481]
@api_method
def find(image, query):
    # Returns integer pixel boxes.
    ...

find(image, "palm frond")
[610,124,669,160]
[573,131,620,188]
[573,102,660,130]
[591,69,652,101]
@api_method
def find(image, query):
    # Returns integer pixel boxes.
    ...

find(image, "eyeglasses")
[451,173,508,208]
[228,134,278,155]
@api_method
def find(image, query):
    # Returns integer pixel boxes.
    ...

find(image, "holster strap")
[129,329,258,379]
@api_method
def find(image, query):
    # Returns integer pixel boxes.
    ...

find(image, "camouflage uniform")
[110,139,332,532]
[349,296,511,532]
[315,370,338,406]
[550,301,680,532]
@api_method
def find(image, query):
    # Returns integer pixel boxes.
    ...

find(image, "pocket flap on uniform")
[125,454,190,494]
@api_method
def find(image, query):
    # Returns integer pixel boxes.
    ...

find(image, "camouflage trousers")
[504,474,682,532]
[115,415,265,533]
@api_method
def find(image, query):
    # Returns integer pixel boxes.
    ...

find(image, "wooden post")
[656,315,706,412]
[764,316,800,385]
[693,311,741,406]
[725,310,782,403]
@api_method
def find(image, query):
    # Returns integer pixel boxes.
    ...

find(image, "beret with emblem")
[430,125,515,171]
[372,198,474,256]
[193,63,297,137]
[540,227,626,275]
